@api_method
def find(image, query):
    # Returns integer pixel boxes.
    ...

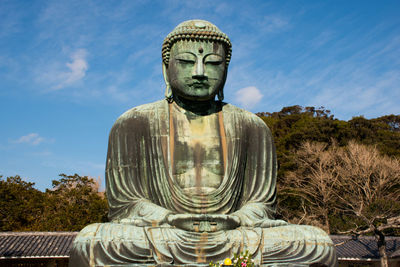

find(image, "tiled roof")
[331,235,400,260]
[391,248,400,258]
[0,232,399,260]
[0,232,78,259]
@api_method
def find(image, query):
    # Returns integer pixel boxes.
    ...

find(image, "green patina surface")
[69,20,338,267]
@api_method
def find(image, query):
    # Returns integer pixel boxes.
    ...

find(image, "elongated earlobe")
[218,89,224,101]
[162,64,173,102]
[165,84,173,102]
[218,69,227,101]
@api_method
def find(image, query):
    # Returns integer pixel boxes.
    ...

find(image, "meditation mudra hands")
[166,213,241,232]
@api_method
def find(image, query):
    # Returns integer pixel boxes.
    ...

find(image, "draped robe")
[69,100,338,267]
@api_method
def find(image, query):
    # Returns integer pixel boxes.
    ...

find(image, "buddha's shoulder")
[223,103,268,128]
[113,100,166,126]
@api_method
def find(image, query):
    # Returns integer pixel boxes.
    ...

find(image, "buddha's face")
[167,40,227,101]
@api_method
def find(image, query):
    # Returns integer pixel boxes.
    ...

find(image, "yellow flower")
[224,258,232,265]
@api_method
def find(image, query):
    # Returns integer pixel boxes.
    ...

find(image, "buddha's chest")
[172,112,224,194]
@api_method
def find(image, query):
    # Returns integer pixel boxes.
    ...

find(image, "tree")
[258,107,400,181]
[40,174,108,231]
[333,142,400,267]
[258,106,353,179]
[0,175,45,231]
[348,115,400,157]
[0,174,108,231]
[279,141,400,267]
[278,142,339,233]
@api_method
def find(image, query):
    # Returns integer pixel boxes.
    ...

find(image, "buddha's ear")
[218,64,228,101]
[162,63,173,101]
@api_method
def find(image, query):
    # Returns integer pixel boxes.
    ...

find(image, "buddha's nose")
[192,61,206,79]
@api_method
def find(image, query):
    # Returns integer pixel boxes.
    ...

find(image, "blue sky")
[1,0,399,190]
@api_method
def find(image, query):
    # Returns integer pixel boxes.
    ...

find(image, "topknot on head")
[162,20,232,66]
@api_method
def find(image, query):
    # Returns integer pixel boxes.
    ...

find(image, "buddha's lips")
[190,81,209,88]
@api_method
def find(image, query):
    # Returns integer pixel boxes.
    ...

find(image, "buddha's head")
[162,20,232,102]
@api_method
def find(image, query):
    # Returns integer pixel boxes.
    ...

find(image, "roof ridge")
[0,232,79,236]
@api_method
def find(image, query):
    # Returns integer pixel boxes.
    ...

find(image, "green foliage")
[258,106,351,177]
[258,106,400,178]
[0,176,44,231]
[0,174,108,231]
[40,174,108,231]
[349,115,400,156]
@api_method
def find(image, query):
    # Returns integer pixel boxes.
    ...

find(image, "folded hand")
[167,213,240,232]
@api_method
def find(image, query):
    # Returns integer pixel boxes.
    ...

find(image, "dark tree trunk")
[375,230,388,267]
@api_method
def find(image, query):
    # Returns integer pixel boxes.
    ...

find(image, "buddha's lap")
[70,223,336,266]
[73,222,334,251]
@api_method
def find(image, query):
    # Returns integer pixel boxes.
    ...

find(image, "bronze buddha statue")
[69,20,337,267]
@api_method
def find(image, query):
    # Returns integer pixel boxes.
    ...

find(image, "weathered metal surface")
[69,20,338,267]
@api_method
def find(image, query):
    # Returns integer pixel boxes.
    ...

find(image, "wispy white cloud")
[35,48,89,91]
[226,14,400,118]
[106,85,131,102]
[234,86,263,109]
[0,1,24,39]
[311,30,335,48]
[214,3,235,15]
[310,70,400,118]
[13,133,45,145]
[53,49,88,90]
[304,29,400,119]
[31,150,53,157]
[260,15,289,33]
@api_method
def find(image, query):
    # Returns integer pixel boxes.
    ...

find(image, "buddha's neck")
[173,96,220,115]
